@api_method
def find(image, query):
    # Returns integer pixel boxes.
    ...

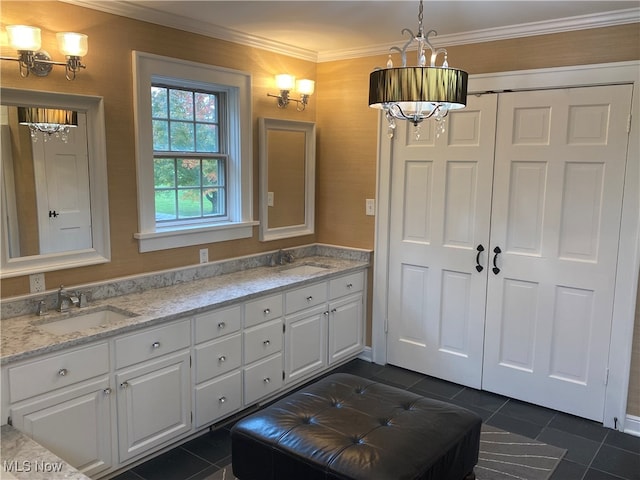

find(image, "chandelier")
[368,0,468,138]
[18,107,78,143]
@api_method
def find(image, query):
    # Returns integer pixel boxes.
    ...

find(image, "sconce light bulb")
[57,32,88,57]
[6,25,41,51]
[275,74,295,91]
[296,79,315,96]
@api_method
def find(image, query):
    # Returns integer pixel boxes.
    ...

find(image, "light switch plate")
[365,199,375,216]
[199,248,209,264]
[267,192,274,207]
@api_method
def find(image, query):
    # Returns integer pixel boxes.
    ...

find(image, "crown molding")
[62,1,638,63]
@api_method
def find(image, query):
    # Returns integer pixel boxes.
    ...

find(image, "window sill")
[134,221,259,252]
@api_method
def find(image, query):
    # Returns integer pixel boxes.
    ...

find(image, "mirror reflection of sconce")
[267,74,315,111]
[18,107,78,143]
[1,25,88,80]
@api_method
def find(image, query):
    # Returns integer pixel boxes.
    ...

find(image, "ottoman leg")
[463,471,476,480]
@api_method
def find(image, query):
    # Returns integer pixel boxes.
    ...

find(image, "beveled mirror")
[259,118,315,241]
[0,87,110,278]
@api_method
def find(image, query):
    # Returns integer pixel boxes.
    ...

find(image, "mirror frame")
[0,87,111,278]
[259,117,316,242]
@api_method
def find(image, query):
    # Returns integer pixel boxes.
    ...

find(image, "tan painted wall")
[1,1,639,416]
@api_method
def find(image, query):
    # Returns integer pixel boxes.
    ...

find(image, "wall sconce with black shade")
[1,25,88,80]
[268,74,315,111]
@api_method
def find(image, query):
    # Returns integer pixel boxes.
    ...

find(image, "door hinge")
[190,356,192,368]
[627,114,632,133]
[190,411,193,423]
[283,324,286,333]
[605,368,609,386]
[282,370,285,381]
[7,416,12,426]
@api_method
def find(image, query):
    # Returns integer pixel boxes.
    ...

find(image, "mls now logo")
[3,460,64,473]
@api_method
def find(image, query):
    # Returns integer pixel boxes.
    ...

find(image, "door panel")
[482,84,633,420]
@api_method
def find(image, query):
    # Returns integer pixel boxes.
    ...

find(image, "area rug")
[208,424,566,480]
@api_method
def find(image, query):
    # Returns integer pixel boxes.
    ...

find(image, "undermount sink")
[35,307,137,335]
[280,263,330,275]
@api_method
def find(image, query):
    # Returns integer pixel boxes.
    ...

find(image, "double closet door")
[386,84,633,421]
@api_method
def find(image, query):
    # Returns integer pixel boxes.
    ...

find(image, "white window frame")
[132,51,257,252]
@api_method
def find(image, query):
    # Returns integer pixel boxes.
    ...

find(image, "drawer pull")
[218,355,226,363]
[323,311,329,316]
[219,396,227,404]
[151,341,161,349]
[331,308,338,314]
[306,296,313,302]
[120,381,129,389]
[57,368,68,377]
[263,340,271,347]
[263,308,271,315]
[218,321,226,329]
[103,388,112,395]
[263,377,271,384]
[347,283,353,289]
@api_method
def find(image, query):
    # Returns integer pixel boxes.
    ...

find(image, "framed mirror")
[259,118,315,241]
[1,87,110,278]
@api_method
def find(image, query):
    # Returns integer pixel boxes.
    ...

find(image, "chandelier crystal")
[369,0,468,138]
[18,107,78,143]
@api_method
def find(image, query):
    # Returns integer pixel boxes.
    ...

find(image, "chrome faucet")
[56,285,81,312]
[275,249,295,265]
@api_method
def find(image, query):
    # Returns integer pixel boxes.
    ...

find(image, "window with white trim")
[132,52,256,253]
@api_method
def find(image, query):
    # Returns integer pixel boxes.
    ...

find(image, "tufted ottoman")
[231,373,482,480]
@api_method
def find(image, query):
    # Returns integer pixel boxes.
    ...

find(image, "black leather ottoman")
[231,373,482,480]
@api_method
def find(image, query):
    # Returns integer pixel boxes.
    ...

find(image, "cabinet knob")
[263,308,270,315]
[218,321,226,329]
[219,396,226,404]
[120,381,129,389]
[347,283,353,289]
[103,387,112,395]
[306,296,313,302]
[218,355,226,363]
[57,368,68,377]
[263,377,271,384]
[151,341,161,349]
[323,311,329,316]
[331,308,338,314]
[263,340,270,347]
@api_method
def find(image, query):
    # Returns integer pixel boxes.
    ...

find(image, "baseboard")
[358,346,373,363]
[624,414,640,437]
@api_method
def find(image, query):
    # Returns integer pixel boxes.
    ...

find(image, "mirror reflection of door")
[267,129,306,228]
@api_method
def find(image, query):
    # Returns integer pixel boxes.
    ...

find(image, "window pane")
[177,158,201,187]
[202,159,220,186]
[154,158,176,187]
[177,189,202,218]
[155,190,176,221]
[170,121,194,151]
[204,187,223,216]
[153,120,169,151]
[196,124,218,152]
[169,89,193,120]
[195,92,217,122]
[152,87,168,119]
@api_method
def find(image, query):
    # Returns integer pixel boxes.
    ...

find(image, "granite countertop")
[1,425,90,480]
[1,255,368,365]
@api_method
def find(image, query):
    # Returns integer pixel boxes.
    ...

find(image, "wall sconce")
[267,74,315,111]
[1,25,88,80]
[18,107,78,143]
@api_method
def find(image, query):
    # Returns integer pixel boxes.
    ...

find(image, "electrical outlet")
[29,273,45,293]
[199,248,209,264]
[365,198,375,216]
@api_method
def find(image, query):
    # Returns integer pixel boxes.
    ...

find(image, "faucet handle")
[36,300,47,316]
[77,292,88,308]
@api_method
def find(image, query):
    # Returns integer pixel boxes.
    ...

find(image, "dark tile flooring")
[113,359,640,480]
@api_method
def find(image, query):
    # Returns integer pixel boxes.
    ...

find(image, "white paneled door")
[387,94,498,388]
[483,85,633,420]
[386,84,632,421]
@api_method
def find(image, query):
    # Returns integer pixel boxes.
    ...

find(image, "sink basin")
[35,307,137,335]
[280,263,330,275]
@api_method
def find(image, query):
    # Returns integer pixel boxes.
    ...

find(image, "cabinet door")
[328,294,364,365]
[284,305,327,384]
[116,351,191,462]
[11,378,112,477]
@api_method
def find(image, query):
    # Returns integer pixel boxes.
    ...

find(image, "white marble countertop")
[1,425,90,480]
[1,255,368,365]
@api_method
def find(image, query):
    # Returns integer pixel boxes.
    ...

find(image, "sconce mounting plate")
[31,51,53,77]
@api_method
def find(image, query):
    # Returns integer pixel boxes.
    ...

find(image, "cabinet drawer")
[9,343,109,403]
[194,305,241,343]
[194,370,242,428]
[330,271,365,299]
[285,282,327,314]
[115,320,190,369]
[245,294,283,328]
[243,319,282,364]
[244,354,283,405]
[194,333,242,383]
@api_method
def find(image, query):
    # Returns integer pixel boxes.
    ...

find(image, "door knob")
[49,210,59,218]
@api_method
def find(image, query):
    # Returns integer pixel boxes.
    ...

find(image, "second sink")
[280,263,330,275]
[35,307,137,335]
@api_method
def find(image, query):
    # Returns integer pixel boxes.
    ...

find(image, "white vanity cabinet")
[193,306,243,428]
[114,319,191,462]
[7,343,112,477]
[328,271,365,365]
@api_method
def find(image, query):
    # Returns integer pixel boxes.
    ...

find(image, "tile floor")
[113,359,640,480]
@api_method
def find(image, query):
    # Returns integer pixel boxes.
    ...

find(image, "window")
[132,52,256,252]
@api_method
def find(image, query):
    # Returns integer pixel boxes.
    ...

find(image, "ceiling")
[65,1,640,61]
